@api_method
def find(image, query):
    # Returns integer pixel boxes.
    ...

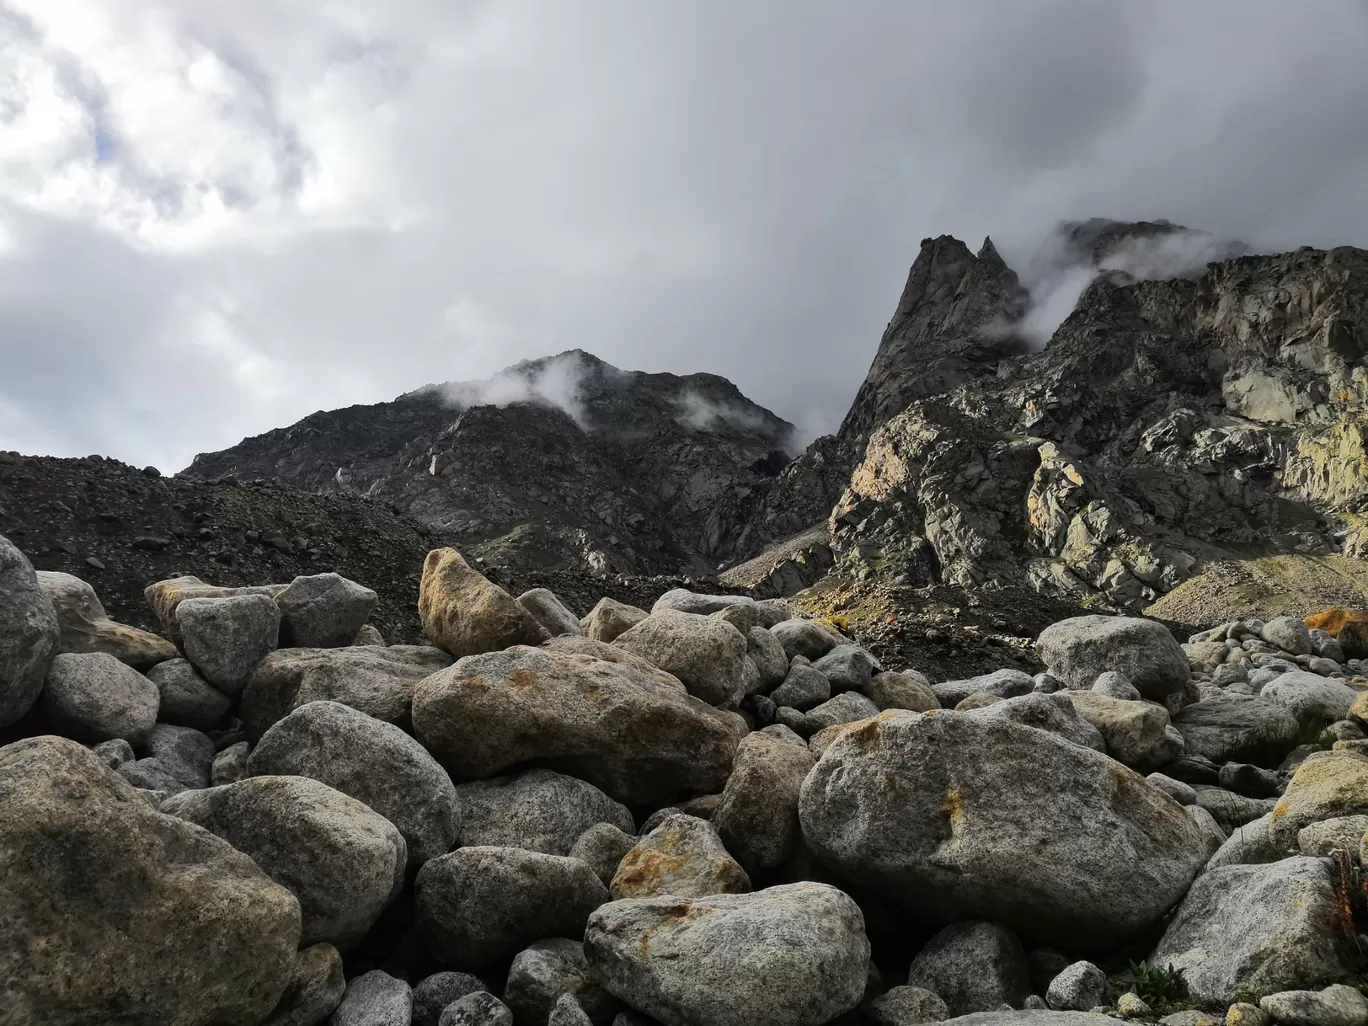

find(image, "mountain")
[184,350,796,577]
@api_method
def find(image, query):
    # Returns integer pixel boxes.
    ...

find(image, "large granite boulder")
[176,593,281,695]
[248,700,460,869]
[799,710,1208,949]
[275,572,378,648]
[162,775,406,950]
[580,598,648,643]
[36,570,177,670]
[583,883,869,1026]
[41,652,159,744]
[1268,751,1368,849]
[143,575,283,647]
[1262,671,1359,726]
[419,547,550,657]
[455,768,633,856]
[614,609,751,708]
[0,535,60,728]
[1036,616,1190,699]
[713,728,815,876]
[411,646,745,805]
[0,736,301,1025]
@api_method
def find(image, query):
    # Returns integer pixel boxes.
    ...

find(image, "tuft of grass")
[1240,718,1334,768]
[1118,961,1188,1009]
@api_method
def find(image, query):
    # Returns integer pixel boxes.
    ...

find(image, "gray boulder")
[212,741,251,785]
[0,536,61,728]
[610,813,750,899]
[932,669,1034,708]
[799,711,1207,949]
[416,846,609,968]
[440,992,513,1026]
[1193,786,1276,834]
[1298,815,1368,857]
[144,722,214,789]
[248,700,461,869]
[929,1015,1115,1026]
[714,729,816,876]
[862,986,951,1025]
[1171,695,1299,764]
[92,737,134,768]
[0,736,301,1026]
[651,589,755,616]
[962,692,1105,752]
[146,658,232,730]
[413,973,488,1026]
[1065,692,1183,771]
[802,691,880,734]
[276,573,378,648]
[505,938,615,1026]
[518,588,585,637]
[1260,985,1368,1026]
[771,663,831,710]
[770,618,843,661]
[330,970,411,1026]
[1206,811,1283,871]
[580,598,648,643]
[864,669,940,712]
[746,626,789,690]
[1046,962,1108,1012]
[907,920,1031,1016]
[584,883,869,1026]
[1261,617,1313,656]
[241,644,453,740]
[36,569,176,670]
[1036,616,1190,699]
[570,822,637,887]
[176,593,281,694]
[1150,857,1360,1005]
[549,994,594,1026]
[1092,671,1142,701]
[812,645,877,692]
[1147,773,1197,805]
[411,646,745,806]
[1262,671,1358,725]
[42,651,159,744]
[262,942,345,1026]
[454,768,633,856]
[162,775,406,950]
[614,609,751,707]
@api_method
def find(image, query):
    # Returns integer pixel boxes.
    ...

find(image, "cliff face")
[185,351,796,576]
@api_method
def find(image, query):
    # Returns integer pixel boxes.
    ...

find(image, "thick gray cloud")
[3,0,1367,470]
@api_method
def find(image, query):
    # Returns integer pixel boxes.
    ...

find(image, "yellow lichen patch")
[612,848,688,898]
[508,668,542,689]
[941,788,965,828]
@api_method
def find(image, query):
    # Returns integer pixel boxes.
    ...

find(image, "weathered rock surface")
[611,813,750,899]
[1172,695,1300,764]
[176,592,281,694]
[580,598,649,643]
[1269,751,1368,848]
[275,572,378,648]
[1260,985,1368,1026]
[1046,961,1109,1012]
[614,609,751,707]
[1036,616,1190,699]
[454,768,633,856]
[504,938,615,1026]
[143,575,284,648]
[412,645,745,805]
[584,883,869,1026]
[37,569,177,670]
[162,775,406,950]
[1262,671,1359,725]
[41,651,159,744]
[771,618,842,661]
[933,668,1035,708]
[416,846,609,968]
[330,970,412,1026]
[963,692,1105,752]
[440,991,513,1026]
[799,710,1207,948]
[146,657,232,729]
[262,942,345,1026]
[248,699,461,869]
[570,822,637,887]
[1066,691,1183,771]
[0,736,301,1026]
[518,588,585,637]
[864,669,940,712]
[419,547,551,657]
[714,728,816,875]
[906,920,1032,1016]
[862,986,951,1026]
[0,535,60,729]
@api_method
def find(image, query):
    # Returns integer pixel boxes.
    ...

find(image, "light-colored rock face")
[36,570,177,670]
[746,626,790,689]
[0,736,302,1026]
[1150,857,1361,1006]
[454,768,633,856]
[933,669,1035,707]
[1036,616,1190,699]
[161,775,406,951]
[906,920,1031,1016]
[517,588,585,637]
[176,592,281,695]
[411,645,745,806]
[771,663,831,710]
[1298,815,1368,857]
[1270,751,1368,849]
[865,669,940,712]
[962,691,1105,751]
[611,813,751,900]
[419,547,551,657]
[1260,984,1368,1026]
[41,651,159,744]
[0,536,61,728]
[1262,671,1359,725]
[415,846,609,968]
[248,700,460,870]
[1172,694,1300,763]
[143,575,284,648]
[275,572,378,648]
[1066,691,1183,771]
[583,883,870,1026]
[714,729,816,876]
[146,658,232,730]
[652,589,758,616]
[1046,961,1109,1012]
[613,608,751,707]
[770,618,843,661]
[240,644,453,740]
[580,597,648,643]
[812,644,877,692]
[799,710,1208,949]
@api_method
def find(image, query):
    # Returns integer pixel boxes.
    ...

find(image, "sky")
[3,1,1368,472]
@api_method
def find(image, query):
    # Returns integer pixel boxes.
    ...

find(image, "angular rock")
[1269,751,1368,848]
[812,645,877,692]
[799,710,1208,948]
[963,692,1105,751]
[580,598,649,643]
[241,644,453,740]
[440,992,513,1026]
[771,663,831,710]
[1171,695,1300,765]
[1299,815,1368,857]
[330,970,411,1026]
[411,646,745,806]
[0,536,61,729]
[1262,671,1358,725]
[746,626,789,690]
[419,547,551,657]
[771,618,843,661]
[353,624,386,646]
[146,658,232,730]
[92,737,134,768]
[1260,985,1368,1026]
[802,691,880,734]
[276,573,378,648]
[144,722,214,789]
[37,569,176,670]
[1206,811,1283,871]
[933,669,1034,708]
[0,736,301,1026]
[262,942,345,1026]
[571,822,637,887]
[1261,617,1313,657]
[1193,786,1276,833]
[413,973,489,1026]
[549,994,593,1026]
[518,588,585,637]
[907,919,1031,1016]
[176,593,281,694]
[144,575,283,647]
[614,609,751,707]
[584,883,869,1026]
[611,813,750,899]
[1218,762,1281,798]
[714,728,816,876]
[454,768,633,856]
[1092,671,1142,701]
[1066,692,1183,771]
[1046,962,1108,1012]
[41,651,159,744]
[162,775,406,950]
[1036,616,1190,699]
[505,938,615,1026]
[249,700,461,869]
[863,986,951,1025]
[1151,857,1360,1005]
[864,669,940,712]
[416,846,609,968]
[212,740,251,785]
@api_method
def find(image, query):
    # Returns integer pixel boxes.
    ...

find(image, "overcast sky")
[4,1,1368,472]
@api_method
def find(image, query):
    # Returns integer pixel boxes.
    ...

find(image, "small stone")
[907,920,1031,1016]
[91,738,134,769]
[1093,671,1143,700]
[548,993,593,1026]
[412,972,488,1026]
[1147,773,1197,805]
[439,991,513,1026]
[862,985,950,1025]
[580,598,649,643]
[517,588,584,637]
[211,741,251,785]
[1046,961,1109,1012]
[504,938,614,1025]
[262,942,345,1026]
[331,970,412,1026]
[1118,992,1154,1017]
[569,822,637,887]
[1260,985,1368,1026]
[1228,1003,1272,1026]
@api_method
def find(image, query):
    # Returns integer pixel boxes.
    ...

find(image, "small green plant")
[1118,961,1188,1009]
[1240,718,1334,768]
